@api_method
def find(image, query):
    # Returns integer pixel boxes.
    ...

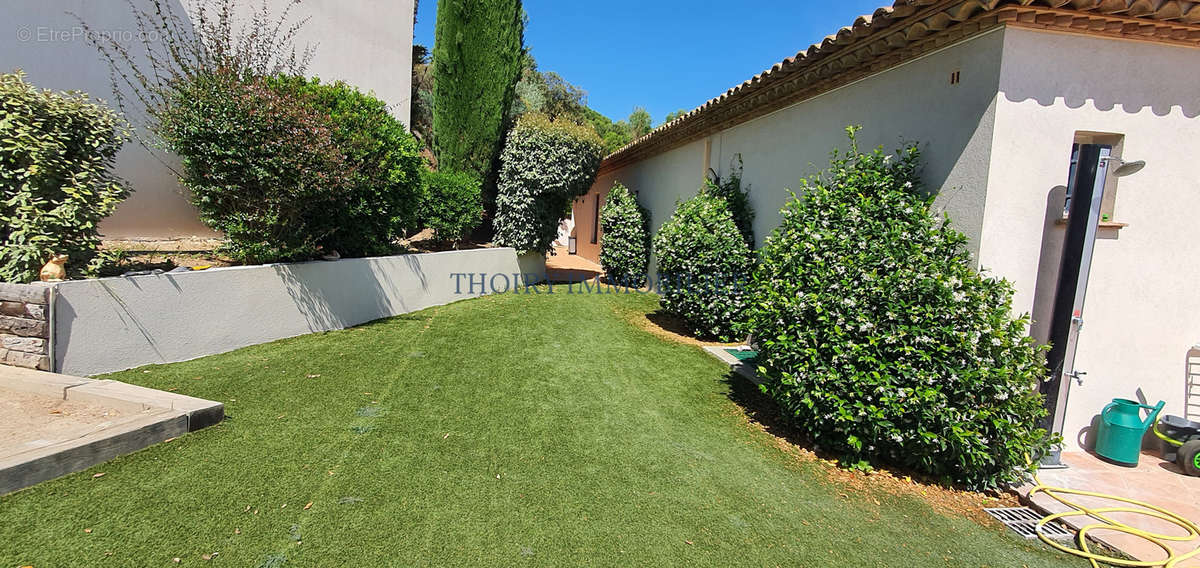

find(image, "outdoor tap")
[1067,370,1087,385]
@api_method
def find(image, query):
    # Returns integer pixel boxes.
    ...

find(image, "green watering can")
[1095,398,1165,466]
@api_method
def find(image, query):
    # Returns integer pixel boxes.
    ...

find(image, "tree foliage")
[410,44,434,148]
[743,128,1054,488]
[431,0,525,183]
[420,169,483,242]
[664,109,688,124]
[701,155,754,249]
[627,107,653,140]
[599,182,650,287]
[0,72,130,282]
[493,114,604,253]
[270,76,425,254]
[158,71,351,263]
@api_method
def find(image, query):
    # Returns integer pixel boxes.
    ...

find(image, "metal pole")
[1041,144,1109,466]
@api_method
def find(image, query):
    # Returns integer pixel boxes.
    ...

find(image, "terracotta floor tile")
[1020,451,1200,565]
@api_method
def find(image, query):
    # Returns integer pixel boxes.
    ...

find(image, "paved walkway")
[1020,450,1200,565]
[545,246,602,282]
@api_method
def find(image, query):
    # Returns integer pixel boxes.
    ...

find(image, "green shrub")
[420,169,483,242]
[158,70,352,263]
[599,182,650,287]
[269,76,424,255]
[159,71,424,263]
[701,155,754,249]
[743,128,1052,489]
[0,72,130,282]
[653,193,752,341]
[432,0,525,226]
[493,113,604,253]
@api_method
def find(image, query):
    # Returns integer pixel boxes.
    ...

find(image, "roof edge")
[598,0,1200,175]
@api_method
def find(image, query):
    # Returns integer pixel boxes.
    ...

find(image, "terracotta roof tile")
[599,0,1200,173]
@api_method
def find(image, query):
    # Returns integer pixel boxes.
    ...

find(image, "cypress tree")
[432,0,525,234]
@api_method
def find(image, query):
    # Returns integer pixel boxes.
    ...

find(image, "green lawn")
[0,290,1064,567]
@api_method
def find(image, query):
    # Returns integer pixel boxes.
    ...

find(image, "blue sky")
[414,1,887,126]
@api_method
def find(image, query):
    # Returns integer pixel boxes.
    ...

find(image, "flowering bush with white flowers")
[653,192,752,342]
[744,127,1054,489]
[599,181,650,287]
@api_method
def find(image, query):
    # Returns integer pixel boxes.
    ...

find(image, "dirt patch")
[0,388,126,453]
[723,375,1022,527]
[100,239,234,276]
[614,303,738,348]
[102,237,224,252]
[401,228,493,254]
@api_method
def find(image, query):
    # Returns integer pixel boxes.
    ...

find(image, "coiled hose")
[1028,468,1200,567]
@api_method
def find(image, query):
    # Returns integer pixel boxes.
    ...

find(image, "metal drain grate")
[984,507,1073,540]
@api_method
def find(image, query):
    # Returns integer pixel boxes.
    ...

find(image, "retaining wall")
[0,248,543,376]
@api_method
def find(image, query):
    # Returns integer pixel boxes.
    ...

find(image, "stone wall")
[0,283,51,371]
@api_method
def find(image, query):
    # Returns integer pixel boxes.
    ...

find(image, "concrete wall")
[981,27,1200,449]
[51,248,545,376]
[578,28,1007,275]
[0,0,415,239]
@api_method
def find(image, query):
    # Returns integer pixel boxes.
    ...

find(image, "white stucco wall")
[583,25,1200,451]
[980,28,1200,450]
[1,0,415,239]
[51,248,545,376]
[584,28,1008,275]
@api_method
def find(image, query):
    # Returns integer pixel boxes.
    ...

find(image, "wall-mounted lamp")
[1104,157,1146,178]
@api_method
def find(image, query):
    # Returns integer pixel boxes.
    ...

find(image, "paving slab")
[0,409,187,495]
[0,364,90,398]
[703,345,762,385]
[1019,450,1200,566]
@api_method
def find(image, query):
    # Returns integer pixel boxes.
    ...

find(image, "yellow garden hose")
[1028,466,1200,567]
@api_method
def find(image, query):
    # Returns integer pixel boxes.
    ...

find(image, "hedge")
[743,127,1053,488]
[599,181,650,287]
[493,113,604,254]
[653,192,752,341]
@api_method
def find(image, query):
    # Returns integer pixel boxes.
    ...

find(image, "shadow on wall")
[1028,185,1121,344]
[1002,89,1200,119]
[999,31,1200,119]
[49,249,523,375]
[270,256,431,333]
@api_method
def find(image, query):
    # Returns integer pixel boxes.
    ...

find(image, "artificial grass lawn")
[0,291,1064,567]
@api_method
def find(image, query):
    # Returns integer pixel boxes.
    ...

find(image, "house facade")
[573,0,1200,451]
[1,0,415,239]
